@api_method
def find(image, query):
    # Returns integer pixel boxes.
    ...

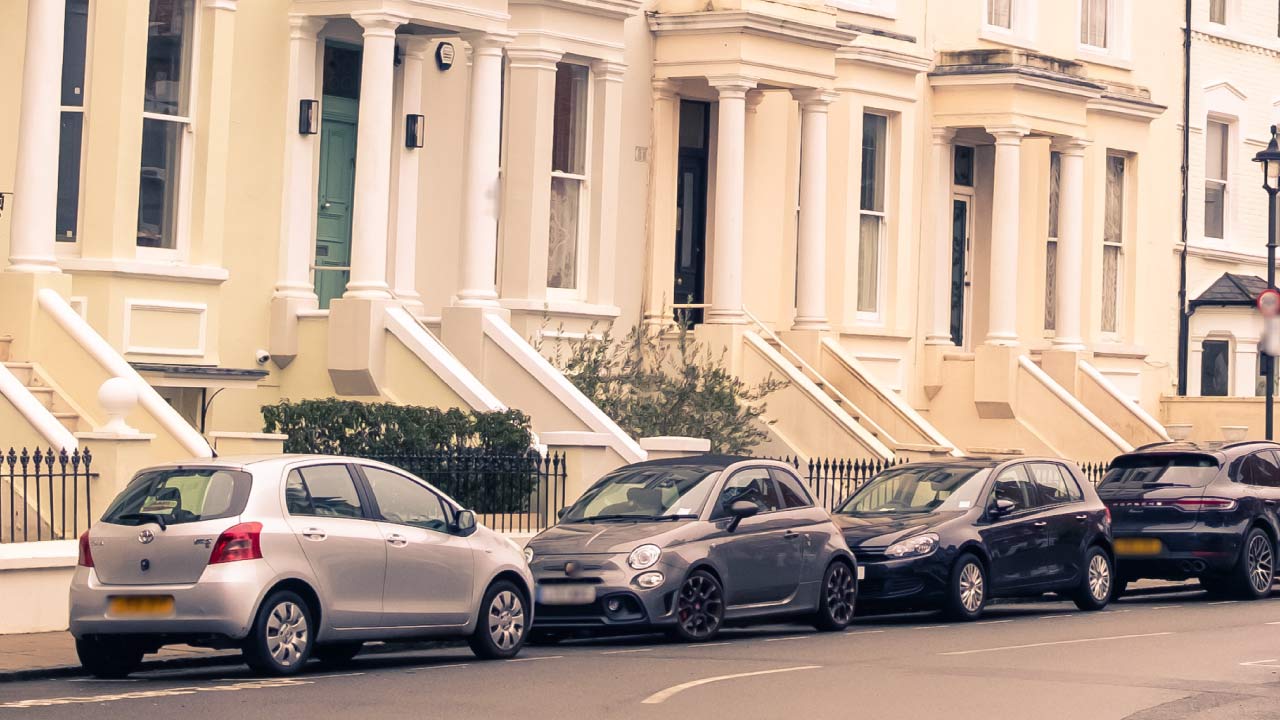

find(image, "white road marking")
[1148,606,1176,610]
[1208,601,1239,606]
[508,655,563,663]
[66,678,138,684]
[1265,621,1280,625]
[674,642,731,649]
[1240,658,1280,668]
[304,672,366,680]
[407,663,470,673]
[974,620,1014,626]
[0,678,313,709]
[938,632,1174,657]
[912,625,947,631]
[602,648,653,655]
[845,630,887,636]
[641,665,822,705]
[764,635,809,642]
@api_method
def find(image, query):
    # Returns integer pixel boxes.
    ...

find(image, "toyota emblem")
[138,529,155,544]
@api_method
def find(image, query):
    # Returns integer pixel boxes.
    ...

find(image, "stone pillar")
[343,13,402,300]
[926,128,957,345]
[8,0,66,273]
[643,79,680,324]
[791,89,837,331]
[985,126,1028,347]
[456,32,513,308]
[588,60,627,307]
[705,75,756,324]
[391,36,432,316]
[1052,137,1089,351]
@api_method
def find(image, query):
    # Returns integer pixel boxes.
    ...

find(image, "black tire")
[944,554,987,622]
[812,560,857,632]
[243,590,314,676]
[669,570,725,642]
[1232,527,1275,600]
[313,641,363,667]
[1072,546,1113,611]
[76,637,145,679]
[469,580,528,660]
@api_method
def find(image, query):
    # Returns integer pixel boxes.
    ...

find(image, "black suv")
[1099,441,1280,599]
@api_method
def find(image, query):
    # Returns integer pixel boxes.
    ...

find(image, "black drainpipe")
[1176,0,1193,395]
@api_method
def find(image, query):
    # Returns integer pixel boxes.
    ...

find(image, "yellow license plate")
[108,596,175,617]
[1115,538,1163,556]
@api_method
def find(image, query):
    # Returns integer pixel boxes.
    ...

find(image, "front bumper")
[1111,528,1243,579]
[529,554,682,632]
[854,553,950,610]
[69,559,276,641]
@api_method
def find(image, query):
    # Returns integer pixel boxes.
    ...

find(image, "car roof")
[1122,440,1280,459]
[135,454,375,474]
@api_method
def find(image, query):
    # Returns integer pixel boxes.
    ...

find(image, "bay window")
[858,113,888,316]
[138,0,195,250]
[57,0,91,244]
[1205,119,1228,240]
[1101,154,1126,334]
[547,62,589,293]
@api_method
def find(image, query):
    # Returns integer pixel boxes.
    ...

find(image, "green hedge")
[261,399,533,456]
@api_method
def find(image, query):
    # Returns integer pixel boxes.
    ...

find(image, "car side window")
[989,465,1035,514]
[770,469,814,509]
[1240,452,1280,488]
[362,466,451,532]
[1027,463,1080,506]
[713,468,784,519]
[285,465,364,518]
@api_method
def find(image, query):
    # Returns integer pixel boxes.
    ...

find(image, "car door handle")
[386,534,408,547]
[1032,521,1048,528]
[301,528,327,541]
[1074,514,1090,522]
[783,530,803,541]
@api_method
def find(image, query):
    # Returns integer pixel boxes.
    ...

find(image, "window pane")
[1044,239,1057,331]
[1206,121,1228,181]
[861,114,887,212]
[1210,0,1226,23]
[137,118,183,249]
[62,0,90,107]
[1105,155,1125,244]
[1028,464,1075,506]
[1201,340,1230,396]
[364,468,449,531]
[988,0,1012,28]
[1101,245,1119,332]
[679,101,708,150]
[953,145,974,187]
[56,112,84,242]
[144,0,195,117]
[551,63,588,175]
[322,44,362,100]
[1081,0,1108,47]
[858,214,881,314]
[548,176,581,289]
[770,469,813,509]
[714,469,783,517]
[291,466,364,518]
[991,467,1033,512]
[1205,183,1226,238]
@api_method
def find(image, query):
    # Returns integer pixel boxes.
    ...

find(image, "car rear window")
[103,468,252,526]
[1098,455,1219,490]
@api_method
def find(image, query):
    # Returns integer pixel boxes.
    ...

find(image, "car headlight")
[885,533,939,559]
[628,544,662,570]
[522,546,534,564]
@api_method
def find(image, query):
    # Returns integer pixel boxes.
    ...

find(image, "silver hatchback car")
[70,455,533,677]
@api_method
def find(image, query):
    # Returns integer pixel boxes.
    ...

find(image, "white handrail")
[37,288,211,458]
[1018,355,1132,453]
[1079,360,1171,441]
[0,363,77,451]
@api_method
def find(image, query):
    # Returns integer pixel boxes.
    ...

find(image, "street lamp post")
[1253,125,1280,440]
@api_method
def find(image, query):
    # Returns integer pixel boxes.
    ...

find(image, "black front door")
[949,197,971,347]
[674,101,710,326]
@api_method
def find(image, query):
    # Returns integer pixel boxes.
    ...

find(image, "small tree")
[538,319,785,454]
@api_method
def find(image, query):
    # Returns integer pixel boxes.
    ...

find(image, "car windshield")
[560,465,723,522]
[836,466,990,516]
[1099,454,1219,489]
[103,468,252,527]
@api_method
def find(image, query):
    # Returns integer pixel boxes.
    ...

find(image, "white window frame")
[1204,115,1233,242]
[1207,0,1228,26]
[136,0,200,261]
[856,111,891,324]
[56,0,94,257]
[1077,0,1132,69]
[980,0,1037,49]
[1101,152,1128,337]
[546,60,593,301]
[1199,335,1233,397]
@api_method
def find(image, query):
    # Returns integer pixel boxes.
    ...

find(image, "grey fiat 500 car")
[524,456,859,642]
[70,455,533,678]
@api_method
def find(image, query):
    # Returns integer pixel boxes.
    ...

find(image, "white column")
[925,128,956,345]
[1052,137,1090,350]
[391,36,431,315]
[587,59,627,306]
[8,0,66,273]
[343,12,402,300]
[791,89,837,331]
[986,126,1028,346]
[643,79,680,324]
[274,15,325,302]
[456,32,513,307]
[705,75,756,324]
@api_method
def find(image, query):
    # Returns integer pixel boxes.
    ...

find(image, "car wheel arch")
[255,577,323,637]
[487,569,532,607]
[1247,520,1278,556]
[955,542,991,573]
[685,562,724,588]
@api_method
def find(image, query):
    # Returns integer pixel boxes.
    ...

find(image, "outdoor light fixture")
[298,99,319,135]
[1253,124,1280,440]
[436,42,455,71]
[406,114,425,149]
[0,191,10,219]
[1256,125,1280,192]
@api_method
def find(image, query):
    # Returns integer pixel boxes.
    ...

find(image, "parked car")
[70,455,534,678]
[523,456,859,642]
[832,458,1113,620]
[1099,441,1280,599]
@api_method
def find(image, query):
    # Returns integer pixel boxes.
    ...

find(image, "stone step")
[2,362,34,386]
[53,412,81,433]
[0,335,11,363]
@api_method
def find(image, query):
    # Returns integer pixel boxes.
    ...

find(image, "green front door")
[314,95,358,309]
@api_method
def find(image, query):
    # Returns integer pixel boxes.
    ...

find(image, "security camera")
[255,349,271,366]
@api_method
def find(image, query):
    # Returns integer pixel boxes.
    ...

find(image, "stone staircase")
[0,337,86,435]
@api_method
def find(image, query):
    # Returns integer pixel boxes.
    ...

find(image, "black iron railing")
[2,447,94,544]
[369,449,567,533]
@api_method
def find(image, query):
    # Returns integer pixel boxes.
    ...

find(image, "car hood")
[833,511,961,548]
[528,521,692,555]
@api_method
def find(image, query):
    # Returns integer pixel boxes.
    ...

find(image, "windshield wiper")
[569,514,651,523]
[650,514,698,521]
[115,512,168,530]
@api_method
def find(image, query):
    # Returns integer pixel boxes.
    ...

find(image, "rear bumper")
[69,560,275,641]
[1112,529,1243,579]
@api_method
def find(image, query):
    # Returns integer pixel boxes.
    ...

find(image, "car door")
[1238,451,1280,527]
[979,464,1053,592]
[771,468,826,579]
[1026,462,1089,583]
[358,465,476,628]
[709,467,804,606]
[282,464,387,629]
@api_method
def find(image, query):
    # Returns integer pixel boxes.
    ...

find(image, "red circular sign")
[1260,288,1280,317]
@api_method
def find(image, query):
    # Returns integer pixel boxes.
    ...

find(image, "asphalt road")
[6,585,1280,720]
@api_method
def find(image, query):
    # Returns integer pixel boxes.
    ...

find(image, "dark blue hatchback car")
[1099,441,1280,599]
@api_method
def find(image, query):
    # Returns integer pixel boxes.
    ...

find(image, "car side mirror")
[726,500,759,532]
[455,509,477,535]
[557,507,568,521]
[988,498,1016,519]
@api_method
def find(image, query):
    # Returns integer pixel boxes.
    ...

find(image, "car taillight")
[77,531,94,568]
[208,522,263,564]
[1171,497,1237,512]
[1104,506,1111,524]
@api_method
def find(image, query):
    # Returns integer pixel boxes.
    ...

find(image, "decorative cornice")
[791,88,840,109]
[837,45,931,74]
[1192,28,1280,59]
[591,59,627,81]
[510,0,642,21]
[505,46,564,71]
[647,10,856,52]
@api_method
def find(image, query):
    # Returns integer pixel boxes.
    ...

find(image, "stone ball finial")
[98,377,139,435]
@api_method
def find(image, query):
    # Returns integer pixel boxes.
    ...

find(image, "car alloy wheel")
[266,601,310,669]
[488,590,526,651]
[676,572,724,640]
[958,562,984,614]
[1087,553,1112,602]
[1247,532,1274,595]
[824,563,856,626]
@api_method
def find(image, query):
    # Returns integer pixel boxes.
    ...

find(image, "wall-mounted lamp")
[435,42,455,71]
[298,99,319,135]
[0,191,11,219]
[406,114,425,149]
